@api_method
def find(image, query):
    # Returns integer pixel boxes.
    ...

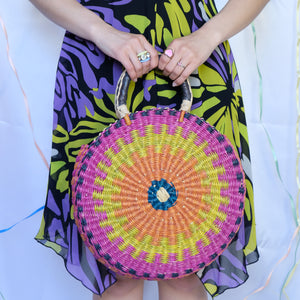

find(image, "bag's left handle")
[114,70,193,125]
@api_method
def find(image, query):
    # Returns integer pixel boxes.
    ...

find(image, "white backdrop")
[0,1,299,299]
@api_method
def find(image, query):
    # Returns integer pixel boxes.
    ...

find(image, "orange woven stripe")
[110,147,212,246]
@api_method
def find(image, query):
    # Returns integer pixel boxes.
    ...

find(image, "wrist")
[86,15,111,45]
[200,19,225,47]
[192,21,223,52]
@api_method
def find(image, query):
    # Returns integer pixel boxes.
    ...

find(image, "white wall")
[0,1,299,299]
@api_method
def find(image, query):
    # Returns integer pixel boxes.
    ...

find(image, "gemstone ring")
[137,51,151,63]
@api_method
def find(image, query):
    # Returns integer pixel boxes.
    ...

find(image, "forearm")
[201,0,270,45]
[159,0,270,86]
[29,0,159,81]
[29,0,110,43]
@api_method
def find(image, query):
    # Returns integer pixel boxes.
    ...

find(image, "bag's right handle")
[114,70,193,125]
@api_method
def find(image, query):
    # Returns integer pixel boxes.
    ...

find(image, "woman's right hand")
[92,25,159,82]
[29,0,158,82]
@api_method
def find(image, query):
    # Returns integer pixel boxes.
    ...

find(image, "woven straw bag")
[71,71,246,280]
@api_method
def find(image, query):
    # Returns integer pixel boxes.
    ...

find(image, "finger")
[136,35,158,73]
[136,50,152,75]
[143,44,159,72]
[142,59,152,74]
[130,50,145,79]
[158,48,174,70]
[162,57,179,77]
[168,60,188,81]
[123,59,138,82]
[172,65,194,87]
[128,35,149,78]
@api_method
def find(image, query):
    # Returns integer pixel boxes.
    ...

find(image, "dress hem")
[35,236,117,296]
[35,235,259,298]
[202,251,260,298]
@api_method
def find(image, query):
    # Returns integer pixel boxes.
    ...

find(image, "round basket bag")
[71,71,246,280]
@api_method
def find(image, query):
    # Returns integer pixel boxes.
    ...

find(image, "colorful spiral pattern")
[72,108,246,280]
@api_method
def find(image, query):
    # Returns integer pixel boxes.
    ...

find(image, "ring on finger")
[137,50,151,63]
[163,48,174,59]
[177,61,186,69]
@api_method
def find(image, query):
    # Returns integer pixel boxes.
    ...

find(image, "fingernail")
[172,82,178,87]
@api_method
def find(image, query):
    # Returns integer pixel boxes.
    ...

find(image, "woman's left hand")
[158,28,219,86]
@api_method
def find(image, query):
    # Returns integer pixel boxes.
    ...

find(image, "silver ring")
[177,61,186,69]
[137,51,151,63]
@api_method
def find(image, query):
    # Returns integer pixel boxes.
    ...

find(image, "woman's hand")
[93,26,159,82]
[29,0,159,82]
[158,28,218,87]
[158,0,270,86]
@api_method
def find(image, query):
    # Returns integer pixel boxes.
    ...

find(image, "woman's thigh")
[93,275,144,300]
[158,274,208,300]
